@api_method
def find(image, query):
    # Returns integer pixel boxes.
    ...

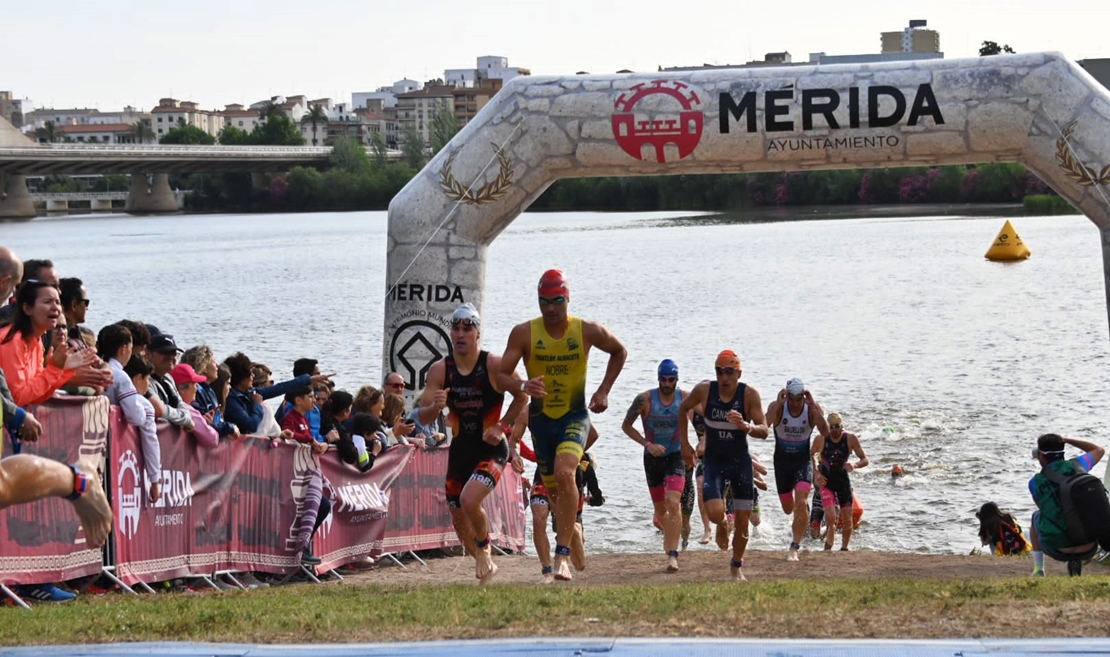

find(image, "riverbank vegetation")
[167,137,1067,214]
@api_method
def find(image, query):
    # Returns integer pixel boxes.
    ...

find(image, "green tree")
[429,100,459,154]
[979,41,1015,56]
[130,120,156,144]
[34,120,66,143]
[302,104,327,146]
[329,137,371,176]
[370,132,388,168]
[400,124,425,169]
[249,113,306,146]
[218,125,252,145]
[160,123,216,145]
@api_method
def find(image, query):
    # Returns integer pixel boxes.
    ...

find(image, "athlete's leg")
[662,488,682,570]
[571,514,586,572]
[788,484,811,561]
[460,477,499,582]
[531,494,553,582]
[696,464,712,543]
[0,456,111,549]
[839,505,854,550]
[551,451,581,580]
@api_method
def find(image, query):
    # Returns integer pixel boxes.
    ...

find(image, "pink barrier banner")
[109,410,412,584]
[0,396,109,585]
[382,446,527,554]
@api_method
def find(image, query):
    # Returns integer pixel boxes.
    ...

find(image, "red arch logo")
[612,80,704,163]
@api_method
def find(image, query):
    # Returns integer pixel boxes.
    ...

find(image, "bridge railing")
[28,192,130,201]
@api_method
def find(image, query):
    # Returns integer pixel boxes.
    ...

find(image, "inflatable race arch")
[383,52,1110,390]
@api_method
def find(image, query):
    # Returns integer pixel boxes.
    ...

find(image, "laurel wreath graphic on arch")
[1056,122,1110,186]
[439,143,515,205]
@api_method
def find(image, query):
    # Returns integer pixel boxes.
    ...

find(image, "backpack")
[1041,463,1110,545]
[992,519,1030,556]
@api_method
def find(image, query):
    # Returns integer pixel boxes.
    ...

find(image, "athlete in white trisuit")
[765,377,828,562]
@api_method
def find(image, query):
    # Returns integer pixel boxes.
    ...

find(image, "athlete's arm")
[811,435,826,487]
[487,353,528,430]
[846,434,869,472]
[416,360,447,426]
[621,391,651,447]
[583,320,627,414]
[744,386,769,439]
[498,322,545,397]
[678,382,708,466]
[809,397,830,437]
[765,388,785,426]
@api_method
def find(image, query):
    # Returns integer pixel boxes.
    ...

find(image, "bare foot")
[666,553,679,573]
[540,570,555,585]
[474,545,493,580]
[787,548,799,562]
[571,524,586,571]
[699,529,712,545]
[715,522,729,551]
[71,459,112,549]
[478,561,499,585]
[730,566,747,582]
[554,555,573,581]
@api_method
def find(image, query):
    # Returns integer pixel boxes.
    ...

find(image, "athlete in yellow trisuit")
[498,269,627,581]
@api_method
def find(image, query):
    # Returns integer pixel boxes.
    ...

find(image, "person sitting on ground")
[1029,433,1106,577]
[169,363,218,448]
[181,345,237,439]
[146,333,194,431]
[57,277,89,341]
[977,501,1031,556]
[0,281,108,406]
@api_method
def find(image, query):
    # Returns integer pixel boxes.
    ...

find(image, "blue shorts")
[702,455,754,511]
[530,410,590,490]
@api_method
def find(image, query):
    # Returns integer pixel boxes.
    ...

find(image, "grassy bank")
[5,576,1110,644]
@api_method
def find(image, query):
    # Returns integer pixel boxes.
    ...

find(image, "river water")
[6,208,1109,556]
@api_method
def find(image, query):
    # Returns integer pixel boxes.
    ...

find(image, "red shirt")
[280,408,313,444]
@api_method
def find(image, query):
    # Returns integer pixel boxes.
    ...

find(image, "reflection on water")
[4,208,1105,555]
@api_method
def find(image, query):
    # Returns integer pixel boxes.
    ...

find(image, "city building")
[56,123,141,144]
[452,79,502,127]
[151,98,222,140]
[881,19,941,54]
[395,86,455,146]
[353,79,420,112]
[0,91,32,129]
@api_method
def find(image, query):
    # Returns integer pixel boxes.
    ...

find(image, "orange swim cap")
[714,350,741,368]
[891,464,904,477]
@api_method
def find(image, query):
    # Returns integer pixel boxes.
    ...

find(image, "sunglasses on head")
[538,296,566,306]
[715,366,739,375]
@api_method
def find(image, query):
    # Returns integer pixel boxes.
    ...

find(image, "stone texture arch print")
[384,52,1110,385]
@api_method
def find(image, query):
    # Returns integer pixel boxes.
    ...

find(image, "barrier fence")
[0,399,527,588]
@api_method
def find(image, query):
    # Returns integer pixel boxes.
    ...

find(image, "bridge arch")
[383,52,1110,391]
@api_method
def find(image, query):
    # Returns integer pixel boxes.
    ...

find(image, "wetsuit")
[773,401,814,503]
[443,351,508,508]
[525,316,590,491]
[701,381,754,510]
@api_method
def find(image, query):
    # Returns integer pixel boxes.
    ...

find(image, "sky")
[4,0,1110,112]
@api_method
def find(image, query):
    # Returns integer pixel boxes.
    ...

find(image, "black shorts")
[773,455,813,497]
[644,452,686,493]
[445,438,509,508]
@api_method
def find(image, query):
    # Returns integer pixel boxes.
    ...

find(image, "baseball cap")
[786,378,805,395]
[452,302,481,326]
[169,363,206,384]
[538,269,569,296]
[657,359,678,378]
[714,350,740,368]
[149,333,183,354]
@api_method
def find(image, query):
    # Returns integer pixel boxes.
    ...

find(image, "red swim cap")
[538,269,569,296]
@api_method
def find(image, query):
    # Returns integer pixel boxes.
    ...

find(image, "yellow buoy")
[985,220,1031,261]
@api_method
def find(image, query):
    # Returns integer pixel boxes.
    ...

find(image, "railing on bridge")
[29,191,130,201]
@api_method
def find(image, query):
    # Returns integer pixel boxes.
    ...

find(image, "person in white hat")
[765,377,829,562]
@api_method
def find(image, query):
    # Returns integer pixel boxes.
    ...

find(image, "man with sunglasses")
[811,412,869,551]
[766,377,829,562]
[678,350,768,581]
[418,303,528,584]
[498,269,627,581]
[622,358,686,573]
